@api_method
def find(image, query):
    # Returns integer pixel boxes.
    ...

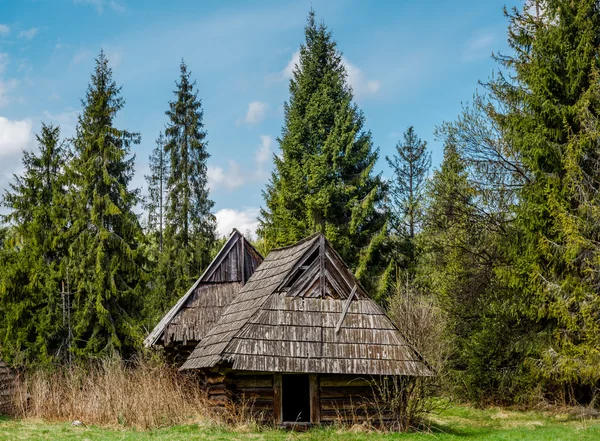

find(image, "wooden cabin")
[0,359,16,415]
[180,233,432,427]
[144,229,263,360]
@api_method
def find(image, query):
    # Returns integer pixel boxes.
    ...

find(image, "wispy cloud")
[208,135,274,193]
[0,79,19,108]
[239,100,269,126]
[0,25,9,37]
[43,108,79,138]
[18,28,39,40]
[0,117,34,196]
[74,0,125,14]
[255,135,274,180]
[463,32,494,61]
[71,48,92,65]
[255,135,273,165]
[215,207,260,239]
[208,160,245,191]
[0,53,8,74]
[281,51,380,98]
[343,57,381,97]
[282,50,300,79]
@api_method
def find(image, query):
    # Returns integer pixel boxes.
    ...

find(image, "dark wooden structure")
[180,233,432,426]
[0,359,16,415]
[144,229,263,359]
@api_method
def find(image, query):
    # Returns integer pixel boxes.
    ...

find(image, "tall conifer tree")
[163,60,216,301]
[386,127,431,240]
[490,0,600,395]
[259,11,387,290]
[0,124,68,364]
[145,132,169,252]
[67,50,145,358]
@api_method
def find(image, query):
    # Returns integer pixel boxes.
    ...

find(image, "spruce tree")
[145,132,169,252]
[259,11,387,291]
[490,0,600,397]
[386,127,431,240]
[0,124,68,365]
[67,50,145,358]
[163,60,216,302]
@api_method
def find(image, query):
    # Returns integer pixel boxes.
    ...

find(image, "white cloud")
[463,33,494,61]
[239,100,269,126]
[255,135,273,165]
[0,117,34,197]
[0,25,9,37]
[104,47,124,68]
[281,51,380,98]
[254,135,274,181]
[342,57,381,97]
[71,49,91,65]
[282,50,300,79]
[0,117,32,158]
[18,28,38,40]
[0,79,19,108]
[74,0,125,14]
[207,160,245,191]
[215,207,260,239]
[42,109,79,138]
[208,135,274,193]
[0,53,8,74]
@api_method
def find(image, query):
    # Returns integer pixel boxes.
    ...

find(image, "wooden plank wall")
[206,370,275,423]
[205,370,395,426]
[0,360,16,415]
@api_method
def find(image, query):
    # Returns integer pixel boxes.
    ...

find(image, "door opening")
[282,374,310,422]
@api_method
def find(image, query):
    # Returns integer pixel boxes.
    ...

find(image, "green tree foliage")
[488,0,600,399]
[163,60,216,304]
[67,50,146,358]
[418,133,534,403]
[0,124,69,365]
[386,127,431,240]
[145,132,169,253]
[385,127,431,275]
[259,11,387,293]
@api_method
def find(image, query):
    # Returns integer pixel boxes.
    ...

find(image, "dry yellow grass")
[11,358,211,429]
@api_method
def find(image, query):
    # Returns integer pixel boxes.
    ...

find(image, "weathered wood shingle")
[181,234,432,377]
[144,229,263,349]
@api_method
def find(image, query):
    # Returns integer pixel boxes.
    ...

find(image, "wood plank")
[273,373,282,424]
[310,373,320,424]
[334,284,357,333]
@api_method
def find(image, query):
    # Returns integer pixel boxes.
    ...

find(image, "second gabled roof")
[180,233,432,377]
[144,229,263,347]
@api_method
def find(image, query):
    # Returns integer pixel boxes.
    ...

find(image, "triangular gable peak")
[279,234,368,300]
[144,229,263,348]
[181,233,432,377]
[201,229,263,284]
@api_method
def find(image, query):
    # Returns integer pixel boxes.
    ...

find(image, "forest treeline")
[2,1,600,407]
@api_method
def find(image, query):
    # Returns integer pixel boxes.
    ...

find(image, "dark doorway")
[282,374,311,422]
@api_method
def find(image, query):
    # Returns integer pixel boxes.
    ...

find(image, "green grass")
[1,405,599,441]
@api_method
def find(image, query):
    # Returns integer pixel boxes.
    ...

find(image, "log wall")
[204,369,394,426]
[0,360,16,415]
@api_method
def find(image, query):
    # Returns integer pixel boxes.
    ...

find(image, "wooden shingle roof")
[144,229,263,348]
[180,234,432,377]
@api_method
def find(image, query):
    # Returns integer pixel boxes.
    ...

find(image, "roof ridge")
[268,232,322,252]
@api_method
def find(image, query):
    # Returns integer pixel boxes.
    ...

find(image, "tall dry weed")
[11,357,210,429]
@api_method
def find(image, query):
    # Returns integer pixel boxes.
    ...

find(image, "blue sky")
[0,0,521,237]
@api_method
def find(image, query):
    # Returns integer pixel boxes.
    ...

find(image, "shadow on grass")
[427,420,494,438]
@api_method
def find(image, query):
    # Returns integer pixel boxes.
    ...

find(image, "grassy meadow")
[1,405,599,441]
